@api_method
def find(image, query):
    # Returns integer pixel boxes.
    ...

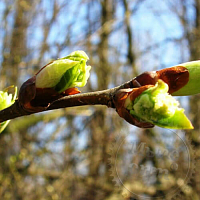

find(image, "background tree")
[0,0,199,199]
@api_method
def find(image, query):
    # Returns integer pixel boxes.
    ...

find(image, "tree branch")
[0,78,140,123]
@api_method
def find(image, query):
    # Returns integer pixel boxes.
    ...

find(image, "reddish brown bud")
[113,88,154,128]
[132,67,189,95]
[19,77,80,112]
[134,71,158,86]
[156,66,189,94]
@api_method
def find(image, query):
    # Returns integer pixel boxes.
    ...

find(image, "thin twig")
[0,78,138,123]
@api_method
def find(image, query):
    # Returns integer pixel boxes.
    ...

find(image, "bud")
[134,63,199,96]
[133,66,189,95]
[114,86,155,128]
[36,50,91,93]
[0,86,17,133]
[115,79,193,129]
[168,61,200,96]
[19,50,91,111]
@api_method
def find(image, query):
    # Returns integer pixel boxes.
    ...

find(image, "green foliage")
[0,86,17,133]
[125,80,193,129]
[35,50,91,93]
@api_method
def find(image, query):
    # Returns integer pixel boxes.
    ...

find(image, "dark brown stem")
[0,77,139,123]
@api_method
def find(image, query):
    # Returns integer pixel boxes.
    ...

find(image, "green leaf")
[54,63,81,92]
[126,80,193,129]
[36,59,79,88]
[62,50,89,61]
[0,86,17,133]
[35,50,91,93]
[155,110,193,129]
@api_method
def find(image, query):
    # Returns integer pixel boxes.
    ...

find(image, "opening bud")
[0,86,17,133]
[19,50,91,112]
[125,79,193,129]
[36,50,91,93]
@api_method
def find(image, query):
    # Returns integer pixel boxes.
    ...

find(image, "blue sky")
[0,0,195,170]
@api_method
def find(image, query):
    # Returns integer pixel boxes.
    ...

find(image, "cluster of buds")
[1,51,199,131]
[114,61,200,129]
[19,51,91,112]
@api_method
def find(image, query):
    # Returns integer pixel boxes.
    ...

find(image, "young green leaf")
[35,50,91,93]
[125,79,193,129]
[19,51,91,112]
[0,86,17,133]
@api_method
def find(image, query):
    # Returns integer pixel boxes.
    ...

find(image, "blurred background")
[0,0,200,199]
